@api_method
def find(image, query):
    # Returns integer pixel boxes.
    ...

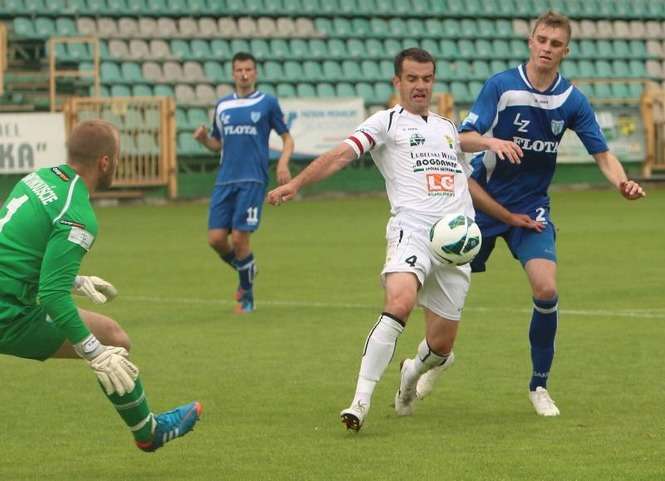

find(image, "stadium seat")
[335,82,355,98]
[178,132,205,155]
[458,40,475,59]
[491,39,510,59]
[361,60,382,81]
[441,19,460,38]
[628,59,647,78]
[352,18,371,37]
[421,39,440,57]
[593,82,612,99]
[472,60,491,80]
[476,19,494,39]
[579,20,597,38]
[289,39,309,58]
[509,39,529,60]
[434,82,449,94]
[424,20,442,39]
[326,39,345,58]
[303,61,323,82]
[230,39,250,55]
[295,18,318,38]
[645,21,662,39]
[369,18,389,37]
[68,43,91,61]
[142,62,163,82]
[577,60,595,78]
[154,84,174,97]
[579,40,597,58]
[270,39,289,59]
[259,83,275,96]
[121,62,143,83]
[342,60,363,81]
[184,61,207,82]
[594,60,613,78]
[282,61,303,81]
[475,40,492,59]
[204,61,226,82]
[198,17,218,37]
[301,0,322,15]
[512,19,530,38]
[347,39,365,59]
[595,21,613,39]
[460,19,477,38]
[450,81,471,104]
[128,40,151,61]
[388,18,407,37]
[149,40,171,60]
[365,39,383,58]
[218,18,238,37]
[175,84,196,104]
[613,20,630,38]
[276,83,296,97]
[490,59,508,74]
[55,17,77,36]
[562,60,578,78]
[85,0,105,14]
[216,84,233,97]
[610,40,630,58]
[333,18,352,37]
[178,17,198,38]
[627,82,643,99]
[185,0,207,15]
[374,82,393,105]
[296,83,316,98]
[356,82,375,104]
[163,61,185,82]
[195,84,216,105]
[210,39,231,58]
[238,17,258,37]
[171,40,191,60]
[191,40,213,60]
[101,62,122,83]
[316,83,336,97]
[610,82,630,99]
[144,0,169,14]
[322,60,343,81]
[629,40,648,58]
[646,60,662,78]
[439,39,458,60]
[379,60,392,78]
[133,84,153,97]
[34,17,56,38]
[383,39,402,58]
[468,80,483,100]
[109,40,129,59]
[118,17,139,37]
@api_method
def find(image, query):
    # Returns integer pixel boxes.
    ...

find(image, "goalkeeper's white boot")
[340,400,369,432]
[529,387,560,416]
[394,359,418,416]
[416,351,455,400]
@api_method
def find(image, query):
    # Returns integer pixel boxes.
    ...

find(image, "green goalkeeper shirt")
[0,164,97,344]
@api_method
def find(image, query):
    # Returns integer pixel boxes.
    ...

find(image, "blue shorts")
[471,215,557,273]
[208,182,265,232]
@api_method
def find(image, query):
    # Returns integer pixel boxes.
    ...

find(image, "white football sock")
[406,339,450,385]
[352,313,404,405]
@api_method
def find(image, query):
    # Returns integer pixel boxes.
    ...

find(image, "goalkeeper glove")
[74,334,139,396]
[73,275,118,304]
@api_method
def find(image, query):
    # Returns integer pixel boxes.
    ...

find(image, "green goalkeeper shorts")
[0,302,66,361]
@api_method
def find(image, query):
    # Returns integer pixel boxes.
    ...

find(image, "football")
[428,213,482,265]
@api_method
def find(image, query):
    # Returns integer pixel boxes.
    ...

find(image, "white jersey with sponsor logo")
[344,105,474,227]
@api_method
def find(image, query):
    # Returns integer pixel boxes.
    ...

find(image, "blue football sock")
[220,252,236,270]
[529,296,558,391]
[233,253,255,291]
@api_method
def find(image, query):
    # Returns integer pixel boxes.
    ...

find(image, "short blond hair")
[67,119,118,167]
[532,10,572,43]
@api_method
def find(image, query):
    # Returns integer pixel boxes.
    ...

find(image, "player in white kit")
[267,48,539,431]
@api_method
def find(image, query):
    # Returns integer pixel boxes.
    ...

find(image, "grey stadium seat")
[175,84,196,104]
[77,17,96,36]
[157,18,178,38]
[149,39,172,60]
[108,39,129,58]
[276,18,297,37]
[178,17,199,38]
[128,39,150,60]
[256,17,277,37]
[198,17,218,37]
[97,18,118,38]
[195,84,216,105]
[237,17,258,37]
[163,61,185,82]
[118,17,139,37]
[139,17,157,37]
[183,61,207,82]
[218,18,238,37]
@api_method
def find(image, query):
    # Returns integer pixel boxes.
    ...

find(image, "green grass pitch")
[1,189,663,481]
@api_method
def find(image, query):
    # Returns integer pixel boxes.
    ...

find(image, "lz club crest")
[251,111,262,123]
[551,119,564,136]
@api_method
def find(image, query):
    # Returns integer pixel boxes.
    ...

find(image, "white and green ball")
[428,214,482,265]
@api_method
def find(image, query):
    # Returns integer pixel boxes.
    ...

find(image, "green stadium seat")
[145,0,169,14]
[475,40,492,59]
[308,39,328,59]
[69,43,91,61]
[230,40,250,55]
[333,18,352,37]
[374,82,393,104]
[55,17,77,36]
[282,61,303,82]
[2,0,23,14]
[440,39,458,59]
[451,61,472,80]
[579,40,597,58]
[154,84,174,97]
[289,39,309,59]
[316,83,336,98]
[300,0,320,14]
[101,62,122,83]
[176,108,189,129]
[562,60,578,78]
[476,19,494,39]
[269,39,289,59]
[276,83,296,98]
[85,0,105,14]
[460,19,476,38]
[379,59,392,78]
[328,39,347,58]
[263,61,284,82]
[627,82,643,99]
[577,60,595,78]
[593,82,612,99]
[170,40,191,60]
[509,39,529,60]
[209,39,230,59]
[383,39,402,58]
[356,82,375,104]
[296,83,316,98]
[596,40,613,58]
[405,19,424,38]
[468,81,483,100]
[365,39,384,58]
[54,43,69,61]
[434,81,448,94]
[322,60,343,81]
[352,18,371,37]
[411,0,430,15]
[450,81,471,103]
[610,82,630,99]
[612,40,631,59]
[303,61,324,82]
[188,108,209,129]
[472,60,491,80]
[191,40,212,61]
[492,39,510,59]
[263,0,284,15]
[420,39,440,57]
[595,60,613,78]
[238,0,263,14]
[629,40,648,58]
[342,60,363,81]
[361,60,381,81]
[347,39,364,59]
[34,17,56,38]
[204,61,226,82]
[282,0,301,14]
[106,0,126,14]
[335,82,355,98]
[402,38,419,51]
[138,133,160,155]
[490,60,508,74]
[178,132,206,155]
[424,20,442,38]
[314,18,334,37]
[441,19,461,38]
[121,62,143,83]
[369,18,389,37]
[111,85,131,97]
[183,0,205,14]
[628,60,646,78]
[458,40,475,59]
[132,84,152,97]
[448,0,479,16]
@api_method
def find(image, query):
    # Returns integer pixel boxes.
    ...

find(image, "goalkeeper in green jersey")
[0,120,201,452]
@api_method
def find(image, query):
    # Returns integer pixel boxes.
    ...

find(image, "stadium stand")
[1,0,664,165]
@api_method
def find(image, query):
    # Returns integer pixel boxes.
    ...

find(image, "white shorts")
[380,216,471,321]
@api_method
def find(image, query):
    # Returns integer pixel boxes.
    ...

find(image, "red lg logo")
[427,173,454,192]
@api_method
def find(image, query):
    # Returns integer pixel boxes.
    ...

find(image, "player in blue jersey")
[435,11,644,416]
[194,52,294,313]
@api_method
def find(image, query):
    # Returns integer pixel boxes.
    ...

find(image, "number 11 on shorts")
[246,206,259,225]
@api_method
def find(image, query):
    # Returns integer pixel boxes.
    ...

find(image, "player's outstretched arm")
[592,151,646,200]
[276,132,295,185]
[73,275,118,304]
[267,142,356,205]
[468,179,544,231]
[459,131,524,164]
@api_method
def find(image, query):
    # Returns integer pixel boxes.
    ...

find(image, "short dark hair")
[394,48,436,77]
[67,119,118,167]
[232,52,257,68]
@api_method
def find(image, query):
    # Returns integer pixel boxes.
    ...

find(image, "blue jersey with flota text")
[210,90,289,186]
[459,64,608,236]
